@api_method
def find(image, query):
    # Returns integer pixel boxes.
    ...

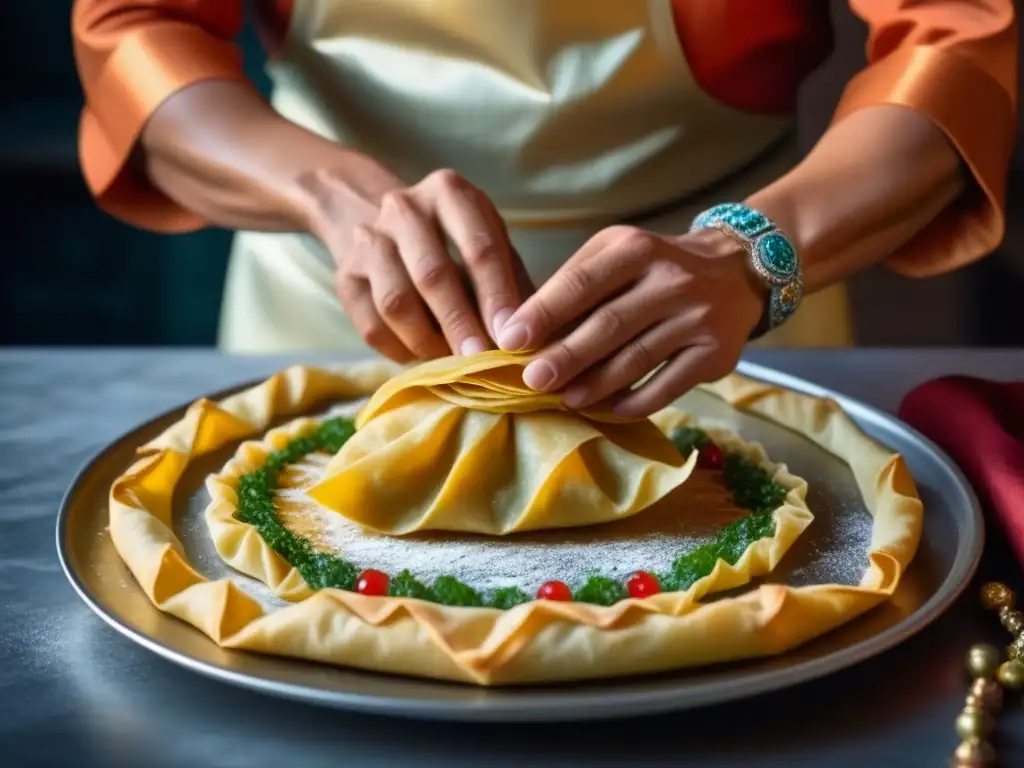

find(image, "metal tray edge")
[54,359,986,722]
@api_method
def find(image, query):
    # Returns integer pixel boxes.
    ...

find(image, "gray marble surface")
[2,348,1023,768]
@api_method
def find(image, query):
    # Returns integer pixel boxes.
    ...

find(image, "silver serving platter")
[56,360,983,722]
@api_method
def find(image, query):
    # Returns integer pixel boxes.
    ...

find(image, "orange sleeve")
[73,1,247,232]
[836,1,1017,277]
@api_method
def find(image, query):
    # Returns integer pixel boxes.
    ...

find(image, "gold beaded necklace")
[952,581,1024,766]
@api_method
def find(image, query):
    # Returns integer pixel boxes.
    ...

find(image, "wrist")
[290,149,405,240]
[744,174,817,284]
[685,203,803,338]
[742,104,964,292]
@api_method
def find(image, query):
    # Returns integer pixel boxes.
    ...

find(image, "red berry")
[626,571,661,599]
[536,580,573,601]
[356,569,390,596]
[697,443,724,470]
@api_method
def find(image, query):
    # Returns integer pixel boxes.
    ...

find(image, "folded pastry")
[106,361,922,686]
[307,351,698,535]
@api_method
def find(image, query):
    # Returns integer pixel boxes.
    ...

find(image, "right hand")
[304,160,533,363]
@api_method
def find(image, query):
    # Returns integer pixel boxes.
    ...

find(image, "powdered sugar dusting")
[181,491,290,610]
[780,477,874,588]
[277,459,744,593]
[180,389,878,608]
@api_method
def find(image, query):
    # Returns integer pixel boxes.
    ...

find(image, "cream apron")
[219,0,851,353]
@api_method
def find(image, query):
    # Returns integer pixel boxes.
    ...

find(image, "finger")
[610,343,727,418]
[522,277,683,393]
[498,245,537,338]
[365,233,449,359]
[334,272,415,363]
[381,193,490,355]
[432,174,524,341]
[561,307,704,408]
[496,228,652,352]
[510,247,537,301]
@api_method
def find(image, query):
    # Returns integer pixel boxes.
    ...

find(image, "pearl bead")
[1008,636,1024,661]
[967,678,1003,711]
[955,707,994,740]
[964,693,984,711]
[979,582,1015,612]
[1000,608,1024,636]
[966,644,1002,679]
[996,659,1024,690]
[953,738,995,766]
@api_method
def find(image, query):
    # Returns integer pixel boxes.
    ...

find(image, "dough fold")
[308,351,697,535]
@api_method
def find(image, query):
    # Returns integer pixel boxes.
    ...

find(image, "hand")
[495,225,765,418]
[307,162,532,362]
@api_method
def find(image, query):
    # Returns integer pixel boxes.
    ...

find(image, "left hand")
[495,225,765,418]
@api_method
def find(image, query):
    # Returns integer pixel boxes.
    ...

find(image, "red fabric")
[669,0,832,115]
[899,378,1024,564]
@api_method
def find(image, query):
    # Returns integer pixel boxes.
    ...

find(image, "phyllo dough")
[307,351,698,535]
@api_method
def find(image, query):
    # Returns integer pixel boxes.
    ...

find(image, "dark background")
[1,1,1021,347]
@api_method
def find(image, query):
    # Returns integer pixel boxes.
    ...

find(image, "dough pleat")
[308,351,698,535]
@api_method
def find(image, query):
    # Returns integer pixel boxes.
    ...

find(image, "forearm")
[747,106,965,292]
[138,79,401,233]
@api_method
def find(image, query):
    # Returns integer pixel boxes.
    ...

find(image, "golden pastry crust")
[307,351,699,536]
[108,363,923,685]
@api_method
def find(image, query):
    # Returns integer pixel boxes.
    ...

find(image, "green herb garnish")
[236,418,361,591]
[488,587,532,610]
[671,426,711,454]
[659,446,786,591]
[574,575,628,606]
[388,569,433,601]
[235,421,788,608]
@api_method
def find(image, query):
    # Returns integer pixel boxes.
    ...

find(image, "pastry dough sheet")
[208,408,811,601]
[308,351,698,536]
[108,362,923,685]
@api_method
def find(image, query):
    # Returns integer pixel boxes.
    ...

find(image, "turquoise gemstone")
[722,208,772,238]
[690,203,739,232]
[756,233,797,279]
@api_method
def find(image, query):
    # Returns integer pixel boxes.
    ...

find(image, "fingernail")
[492,308,516,339]
[460,336,487,356]
[563,386,588,408]
[498,323,529,351]
[523,360,556,391]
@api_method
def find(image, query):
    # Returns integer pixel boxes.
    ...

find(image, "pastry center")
[274,456,750,593]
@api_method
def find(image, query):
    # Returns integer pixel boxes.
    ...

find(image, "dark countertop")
[2,348,1023,768]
